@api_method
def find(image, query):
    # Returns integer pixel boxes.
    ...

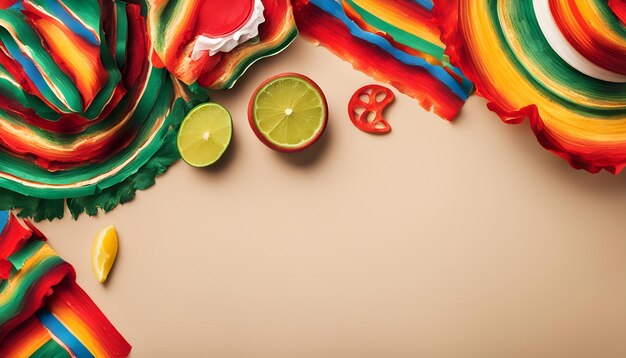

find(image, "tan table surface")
[38,39,626,357]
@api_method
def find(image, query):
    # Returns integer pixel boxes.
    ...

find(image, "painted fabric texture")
[0,212,131,357]
[0,0,200,220]
[610,0,626,26]
[435,0,626,173]
[292,0,473,120]
[147,0,298,89]
[0,0,296,221]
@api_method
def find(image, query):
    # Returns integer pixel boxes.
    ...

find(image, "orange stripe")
[0,317,53,358]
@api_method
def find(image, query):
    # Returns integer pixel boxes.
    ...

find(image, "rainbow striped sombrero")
[435,0,626,173]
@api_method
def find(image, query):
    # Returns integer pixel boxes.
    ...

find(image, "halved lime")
[248,73,328,152]
[177,103,233,167]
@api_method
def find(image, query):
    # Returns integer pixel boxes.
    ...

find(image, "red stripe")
[0,214,32,260]
[0,3,155,170]
[550,0,626,75]
[0,264,74,342]
[197,0,293,87]
[293,0,463,120]
[22,2,109,110]
[609,0,626,26]
[433,0,626,173]
[0,316,51,356]
[47,280,132,356]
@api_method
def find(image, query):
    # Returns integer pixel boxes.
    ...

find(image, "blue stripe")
[448,64,474,96]
[310,0,470,100]
[43,0,100,46]
[10,0,99,46]
[37,309,95,358]
[412,0,434,11]
[0,32,55,102]
[0,211,8,235]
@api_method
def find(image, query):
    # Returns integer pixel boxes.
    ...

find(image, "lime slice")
[248,73,328,152]
[92,225,118,284]
[177,103,233,167]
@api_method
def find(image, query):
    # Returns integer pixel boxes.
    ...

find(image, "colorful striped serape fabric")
[435,0,626,173]
[292,0,473,120]
[0,212,131,357]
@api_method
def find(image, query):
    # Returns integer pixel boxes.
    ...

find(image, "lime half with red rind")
[248,73,328,152]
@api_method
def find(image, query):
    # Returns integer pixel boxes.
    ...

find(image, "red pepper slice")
[348,84,395,134]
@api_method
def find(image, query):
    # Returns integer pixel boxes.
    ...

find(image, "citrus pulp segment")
[92,225,118,284]
[249,73,328,152]
[177,103,233,167]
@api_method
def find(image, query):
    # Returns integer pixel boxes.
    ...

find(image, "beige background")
[38,39,626,357]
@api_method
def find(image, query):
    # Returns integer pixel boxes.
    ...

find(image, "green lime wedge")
[177,103,233,167]
[249,73,328,152]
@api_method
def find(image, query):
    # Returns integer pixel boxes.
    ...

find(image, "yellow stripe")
[49,306,109,358]
[151,0,197,56]
[350,0,443,46]
[571,0,626,48]
[36,18,102,103]
[211,7,297,88]
[464,0,626,144]
[497,1,625,108]
[0,245,58,304]
[6,330,52,358]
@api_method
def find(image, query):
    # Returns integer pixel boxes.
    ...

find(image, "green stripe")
[0,68,60,121]
[30,339,71,358]
[81,27,122,120]
[0,64,159,145]
[0,11,80,113]
[152,0,186,53]
[220,28,299,89]
[8,240,46,272]
[0,241,46,294]
[0,278,9,294]
[0,254,65,324]
[115,2,128,70]
[489,0,626,117]
[53,0,101,40]
[0,71,190,198]
[592,0,626,36]
[345,0,445,59]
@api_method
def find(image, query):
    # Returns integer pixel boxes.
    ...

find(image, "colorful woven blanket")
[293,0,473,120]
[0,211,131,356]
